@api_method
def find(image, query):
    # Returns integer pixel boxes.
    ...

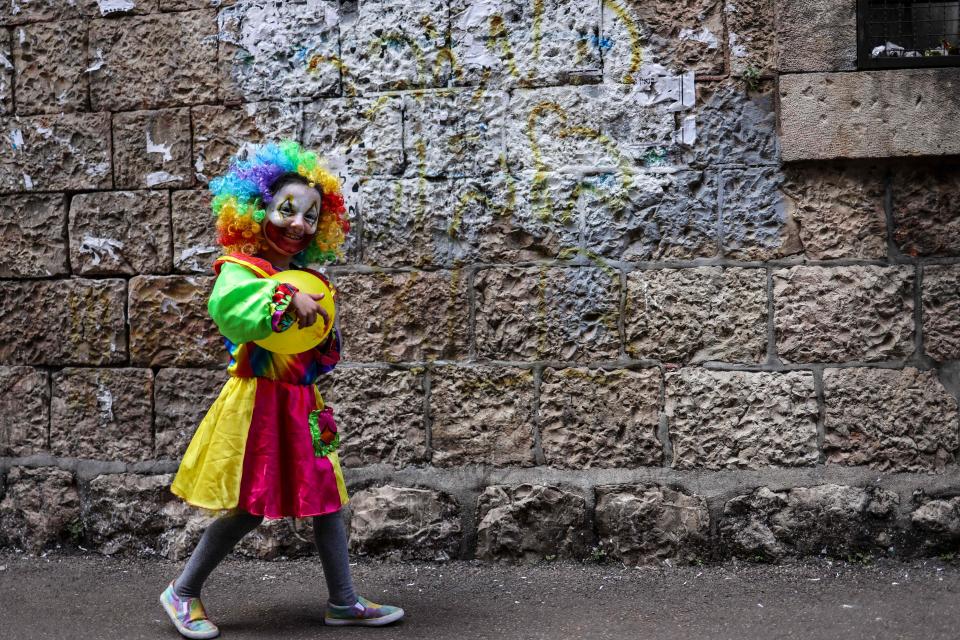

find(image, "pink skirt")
[171,376,349,519]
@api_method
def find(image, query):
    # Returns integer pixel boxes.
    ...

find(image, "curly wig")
[209,140,349,264]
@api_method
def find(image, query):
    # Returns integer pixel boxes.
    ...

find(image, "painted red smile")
[265,222,312,255]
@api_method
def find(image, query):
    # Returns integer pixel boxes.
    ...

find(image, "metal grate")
[858,0,960,68]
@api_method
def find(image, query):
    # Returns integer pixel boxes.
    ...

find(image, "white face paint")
[263,181,322,256]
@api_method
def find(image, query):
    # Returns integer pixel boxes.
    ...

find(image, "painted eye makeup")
[306,203,321,224]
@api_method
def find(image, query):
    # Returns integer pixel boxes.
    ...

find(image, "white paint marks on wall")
[146,171,183,187]
[178,245,220,272]
[9,128,23,150]
[80,236,124,266]
[22,173,32,190]
[145,131,174,162]
[0,52,12,70]
[86,161,111,178]
[97,0,135,16]
[194,154,206,182]
[728,32,748,58]
[86,48,106,73]
[96,384,115,422]
[679,27,719,49]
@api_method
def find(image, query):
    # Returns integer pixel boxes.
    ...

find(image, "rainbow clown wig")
[209,140,349,264]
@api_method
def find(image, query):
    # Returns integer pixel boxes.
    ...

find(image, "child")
[160,141,404,639]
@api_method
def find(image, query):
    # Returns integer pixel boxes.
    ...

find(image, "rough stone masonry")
[0,0,959,565]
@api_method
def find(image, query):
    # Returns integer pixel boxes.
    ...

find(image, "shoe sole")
[159,593,221,640]
[324,608,405,626]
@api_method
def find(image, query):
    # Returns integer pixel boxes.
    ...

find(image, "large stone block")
[624,267,767,364]
[683,82,779,167]
[339,0,448,93]
[911,496,960,551]
[303,96,404,178]
[773,266,915,363]
[725,0,775,76]
[923,265,960,362]
[128,275,222,367]
[449,0,602,88]
[665,369,818,469]
[720,167,801,260]
[475,484,589,562]
[403,90,506,178]
[891,162,960,257]
[595,484,710,565]
[720,484,898,560]
[775,0,856,72]
[0,367,48,457]
[113,108,193,189]
[360,175,578,265]
[0,193,68,277]
[0,279,127,366]
[50,368,153,462]
[0,467,80,553]
[191,102,302,183]
[601,0,725,79]
[336,271,469,362]
[348,486,461,560]
[779,70,960,161]
[0,0,93,24]
[315,367,427,468]
[171,190,219,274]
[154,368,228,460]
[361,178,486,267]
[475,267,620,363]
[582,169,719,261]
[82,472,213,558]
[781,163,887,260]
[507,84,686,173]
[218,0,339,102]
[89,11,219,111]
[69,191,173,275]
[430,366,535,467]
[13,19,87,114]
[823,367,959,473]
[539,367,662,468]
[0,113,112,191]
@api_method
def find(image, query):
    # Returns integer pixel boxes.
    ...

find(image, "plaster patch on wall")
[218,0,340,100]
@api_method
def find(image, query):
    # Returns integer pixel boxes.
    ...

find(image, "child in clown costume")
[160,141,404,639]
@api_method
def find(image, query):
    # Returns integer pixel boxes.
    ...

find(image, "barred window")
[858,0,960,68]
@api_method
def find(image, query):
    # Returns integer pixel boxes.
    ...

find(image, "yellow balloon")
[253,270,336,354]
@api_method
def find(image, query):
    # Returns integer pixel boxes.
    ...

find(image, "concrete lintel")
[779,69,960,161]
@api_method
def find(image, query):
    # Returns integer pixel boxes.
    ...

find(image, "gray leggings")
[173,510,357,606]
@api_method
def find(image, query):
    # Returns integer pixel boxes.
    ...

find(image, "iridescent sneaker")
[160,581,220,639]
[324,595,405,626]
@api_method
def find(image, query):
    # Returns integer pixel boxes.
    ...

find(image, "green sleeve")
[208,262,281,344]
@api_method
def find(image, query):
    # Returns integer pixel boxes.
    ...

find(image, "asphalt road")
[1,551,958,640]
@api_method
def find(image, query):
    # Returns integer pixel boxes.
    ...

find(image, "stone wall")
[1,0,959,564]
